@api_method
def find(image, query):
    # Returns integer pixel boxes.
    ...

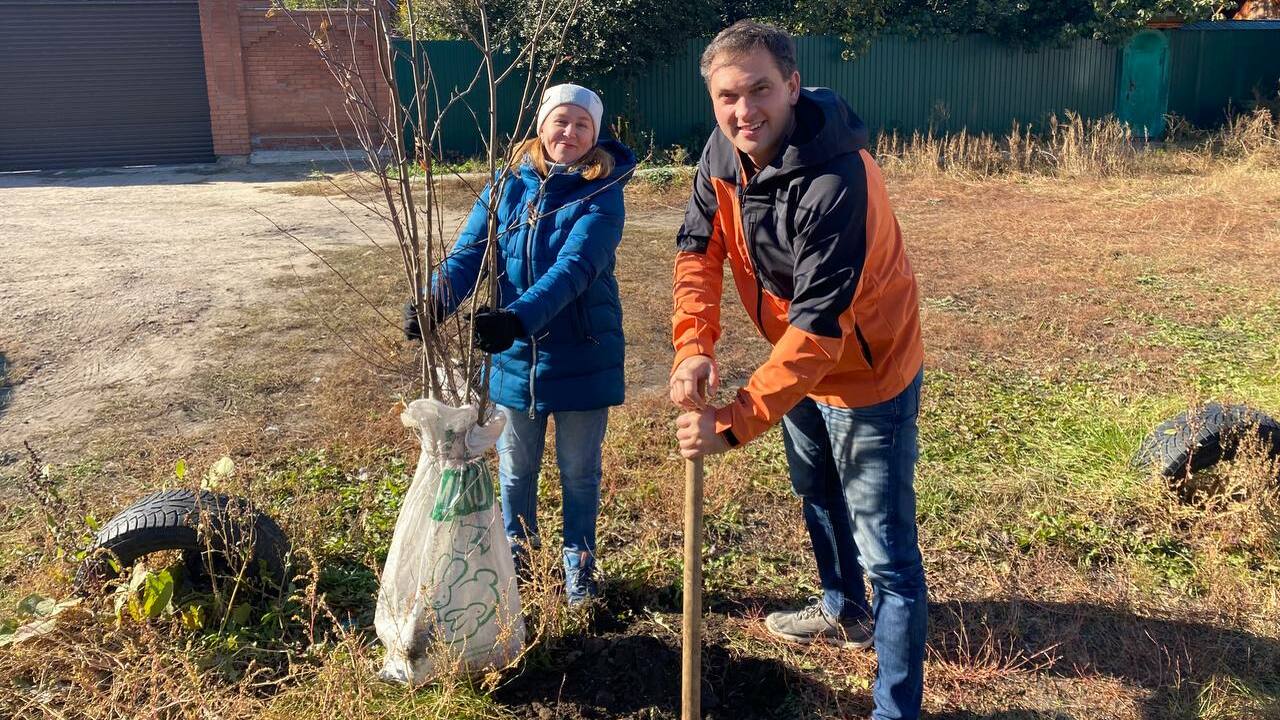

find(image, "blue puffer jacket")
[437,139,636,413]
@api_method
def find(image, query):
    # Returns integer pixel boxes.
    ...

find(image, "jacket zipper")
[525,177,550,419]
[742,176,874,369]
[737,183,769,343]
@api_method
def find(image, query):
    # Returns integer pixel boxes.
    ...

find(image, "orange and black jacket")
[672,87,924,447]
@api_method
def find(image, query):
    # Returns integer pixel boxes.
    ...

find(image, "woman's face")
[539,104,595,165]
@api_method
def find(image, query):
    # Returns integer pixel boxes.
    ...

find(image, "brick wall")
[199,0,252,156]
[200,1,391,158]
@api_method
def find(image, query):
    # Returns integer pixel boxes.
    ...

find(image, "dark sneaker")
[764,598,874,649]
[563,549,598,606]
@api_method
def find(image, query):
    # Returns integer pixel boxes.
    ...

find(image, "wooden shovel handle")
[682,452,704,720]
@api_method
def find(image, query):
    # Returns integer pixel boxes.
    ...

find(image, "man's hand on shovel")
[676,409,729,459]
[670,355,718,410]
[673,354,729,460]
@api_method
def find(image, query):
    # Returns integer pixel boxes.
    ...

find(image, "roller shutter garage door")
[0,0,214,171]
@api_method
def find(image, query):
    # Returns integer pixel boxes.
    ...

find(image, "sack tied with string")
[375,398,524,684]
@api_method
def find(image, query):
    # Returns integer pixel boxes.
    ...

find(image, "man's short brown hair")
[699,20,798,81]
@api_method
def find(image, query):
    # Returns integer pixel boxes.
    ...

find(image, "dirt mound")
[496,624,850,720]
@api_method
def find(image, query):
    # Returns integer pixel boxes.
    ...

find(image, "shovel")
[682,400,706,719]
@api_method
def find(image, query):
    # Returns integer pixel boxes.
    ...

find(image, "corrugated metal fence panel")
[799,35,1119,136]
[401,35,1123,156]
[393,38,711,159]
[0,0,214,171]
[1168,27,1280,128]
[594,39,716,152]
[400,28,1274,155]
[393,39,543,159]
[1182,20,1280,30]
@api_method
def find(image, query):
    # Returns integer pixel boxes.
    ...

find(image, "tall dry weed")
[1046,112,1138,177]
[875,128,1007,178]
[871,112,1267,179]
[1190,429,1280,560]
[1211,107,1280,168]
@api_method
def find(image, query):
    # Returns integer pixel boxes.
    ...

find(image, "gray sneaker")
[764,598,874,649]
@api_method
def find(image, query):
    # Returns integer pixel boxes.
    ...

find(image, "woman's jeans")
[780,368,927,720]
[496,405,609,571]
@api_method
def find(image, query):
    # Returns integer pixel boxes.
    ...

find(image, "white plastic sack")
[375,398,524,685]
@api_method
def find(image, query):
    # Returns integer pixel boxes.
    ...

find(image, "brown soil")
[0,165,451,465]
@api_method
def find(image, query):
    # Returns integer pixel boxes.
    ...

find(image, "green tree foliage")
[788,0,1230,55]
[401,0,720,78]
[402,0,1231,75]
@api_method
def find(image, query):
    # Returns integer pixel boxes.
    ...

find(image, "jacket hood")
[518,136,637,188]
[767,87,869,179]
[598,137,637,185]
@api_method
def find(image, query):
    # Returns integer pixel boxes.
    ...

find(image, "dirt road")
[0,164,391,462]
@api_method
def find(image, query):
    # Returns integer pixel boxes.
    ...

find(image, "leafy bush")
[789,0,1224,57]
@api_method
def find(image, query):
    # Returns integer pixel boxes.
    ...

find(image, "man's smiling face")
[705,47,800,169]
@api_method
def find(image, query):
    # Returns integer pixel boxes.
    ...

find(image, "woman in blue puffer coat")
[405,84,634,604]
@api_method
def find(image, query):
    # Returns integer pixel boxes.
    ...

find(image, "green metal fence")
[799,35,1121,136]
[1168,22,1280,128]
[394,27,1279,158]
[393,35,1124,158]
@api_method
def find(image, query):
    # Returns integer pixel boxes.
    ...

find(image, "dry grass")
[1211,107,1280,168]
[875,106,1280,179]
[3,126,1280,719]
[875,112,1139,178]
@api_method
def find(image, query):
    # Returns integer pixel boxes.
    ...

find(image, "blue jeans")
[781,368,927,720]
[496,405,608,560]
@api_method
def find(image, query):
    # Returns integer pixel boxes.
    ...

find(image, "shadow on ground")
[0,352,10,426]
[496,584,1280,719]
[495,630,867,720]
[926,707,1075,712]
[931,598,1280,720]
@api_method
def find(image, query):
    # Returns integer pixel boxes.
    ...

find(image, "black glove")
[473,307,525,354]
[402,299,435,342]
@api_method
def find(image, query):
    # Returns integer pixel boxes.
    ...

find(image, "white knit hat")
[536,83,604,145]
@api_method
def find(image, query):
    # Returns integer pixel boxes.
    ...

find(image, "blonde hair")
[508,137,614,181]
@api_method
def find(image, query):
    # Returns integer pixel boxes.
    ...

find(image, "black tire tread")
[79,489,289,589]
[1135,402,1280,481]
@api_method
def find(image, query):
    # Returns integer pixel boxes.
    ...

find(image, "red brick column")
[238,7,390,151]
[198,1,390,158]
[198,0,251,158]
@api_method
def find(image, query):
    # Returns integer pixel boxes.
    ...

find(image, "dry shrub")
[926,601,1059,688]
[1164,112,1208,145]
[0,443,531,719]
[0,539,545,720]
[875,129,1006,178]
[1,613,261,718]
[1189,430,1280,560]
[1210,106,1280,168]
[875,112,1138,178]
[1046,112,1138,177]
[0,578,319,719]
[1128,421,1280,625]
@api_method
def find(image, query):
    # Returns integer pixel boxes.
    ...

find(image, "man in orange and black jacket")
[671,20,927,720]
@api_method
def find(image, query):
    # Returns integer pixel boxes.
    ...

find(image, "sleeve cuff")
[713,405,741,446]
[671,341,715,376]
[506,301,538,337]
[720,427,740,448]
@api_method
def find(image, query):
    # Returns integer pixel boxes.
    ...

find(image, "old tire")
[76,489,290,592]
[1134,402,1280,490]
